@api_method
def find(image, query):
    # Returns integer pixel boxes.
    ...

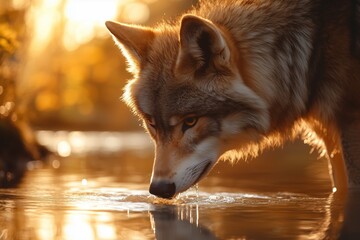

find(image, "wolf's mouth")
[193,162,212,185]
[173,160,215,196]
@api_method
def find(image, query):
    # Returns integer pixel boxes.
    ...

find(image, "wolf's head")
[106,15,269,199]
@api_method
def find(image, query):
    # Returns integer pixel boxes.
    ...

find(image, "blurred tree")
[0,12,19,115]
[0,1,49,187]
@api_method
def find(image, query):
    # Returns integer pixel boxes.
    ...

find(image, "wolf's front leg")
[323,131,348,192]
[325,151,347,192]
[341,119,360,188]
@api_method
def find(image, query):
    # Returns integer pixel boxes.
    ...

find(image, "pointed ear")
[176,15,231,75]
[105,21,155,65]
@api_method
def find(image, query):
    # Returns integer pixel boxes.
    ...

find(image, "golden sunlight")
[63,0,119,51]
[27,0,62,54]
[121,2,150,24]
[64,214,95,240]
[63,0,151,51]
[27,0,153,52]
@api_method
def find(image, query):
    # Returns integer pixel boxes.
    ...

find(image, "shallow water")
[1,131,360,239]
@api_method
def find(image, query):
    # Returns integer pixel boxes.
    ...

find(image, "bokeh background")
[1,0,198,131]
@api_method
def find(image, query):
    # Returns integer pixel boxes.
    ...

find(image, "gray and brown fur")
[106,0,360,198]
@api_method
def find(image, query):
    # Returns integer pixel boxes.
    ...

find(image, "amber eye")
[182,116,198,132]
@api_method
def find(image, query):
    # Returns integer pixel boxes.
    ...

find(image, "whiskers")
[188,160,211,181]
[176,160,212,192]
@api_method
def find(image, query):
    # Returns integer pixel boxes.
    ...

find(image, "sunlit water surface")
[1,131,360,239]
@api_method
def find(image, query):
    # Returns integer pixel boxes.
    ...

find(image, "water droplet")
[195,184,199,199]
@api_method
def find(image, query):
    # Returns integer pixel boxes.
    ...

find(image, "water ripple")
[56,187,325,212]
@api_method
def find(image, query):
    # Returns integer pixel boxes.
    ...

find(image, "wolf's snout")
[149,181,176,199]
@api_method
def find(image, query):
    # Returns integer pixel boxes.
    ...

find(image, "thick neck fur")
[190,0,357,130]
[190,1,318,129]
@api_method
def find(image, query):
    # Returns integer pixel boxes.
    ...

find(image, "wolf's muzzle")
[149,181,176,199]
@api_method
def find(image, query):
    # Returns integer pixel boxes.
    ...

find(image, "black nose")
[149,181,176,199]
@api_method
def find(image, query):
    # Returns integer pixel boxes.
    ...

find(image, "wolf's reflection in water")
[150,204,217,240]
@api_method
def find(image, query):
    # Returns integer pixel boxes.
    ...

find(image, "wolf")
[106,0,360,199]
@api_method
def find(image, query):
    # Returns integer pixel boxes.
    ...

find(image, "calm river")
[0,131,359,239]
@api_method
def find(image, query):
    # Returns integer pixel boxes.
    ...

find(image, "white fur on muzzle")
[150,137,219,198]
